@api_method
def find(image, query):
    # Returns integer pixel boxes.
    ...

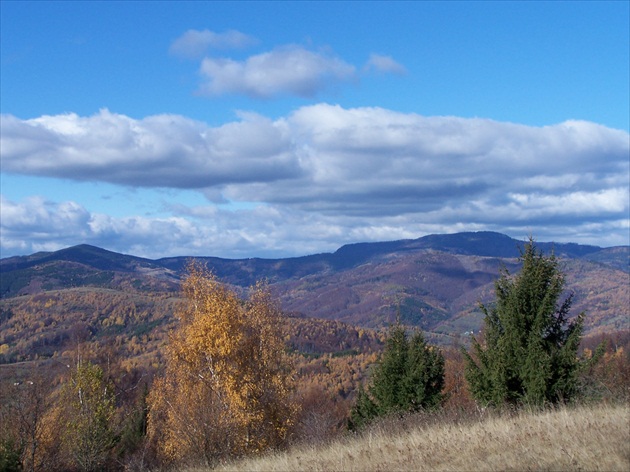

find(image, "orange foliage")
[146,263,298,467]
[580,330,630,402]
[442,348,475,411]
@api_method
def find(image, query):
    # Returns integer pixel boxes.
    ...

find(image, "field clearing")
[191,403,629,472]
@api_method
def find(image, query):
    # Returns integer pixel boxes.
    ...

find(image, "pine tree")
[464,237,585,407]
[349,323,444,430]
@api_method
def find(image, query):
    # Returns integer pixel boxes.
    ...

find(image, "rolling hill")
[1,232,628,343]
[0,230,627,452]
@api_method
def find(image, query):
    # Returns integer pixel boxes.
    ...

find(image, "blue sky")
[1,1,629,258]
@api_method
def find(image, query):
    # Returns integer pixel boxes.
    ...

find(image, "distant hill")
[1,232,628,338]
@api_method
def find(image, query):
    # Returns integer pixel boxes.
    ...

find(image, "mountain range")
[1,232,628,340]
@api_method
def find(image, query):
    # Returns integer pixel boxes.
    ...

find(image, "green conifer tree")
[350,323,444,430]
[464,237,585,407]
[348,386,377,432]
[370,324,410,413]
[404,331,445,411]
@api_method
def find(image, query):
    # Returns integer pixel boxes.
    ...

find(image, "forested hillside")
[2,232,628,337]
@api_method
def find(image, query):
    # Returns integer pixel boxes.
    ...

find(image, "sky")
[1,1,629,259]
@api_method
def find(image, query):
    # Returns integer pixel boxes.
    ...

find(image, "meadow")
[199,403,630,472]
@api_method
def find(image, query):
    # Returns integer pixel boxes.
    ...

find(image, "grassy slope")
[197,403,629,472]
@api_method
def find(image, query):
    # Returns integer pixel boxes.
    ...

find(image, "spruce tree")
[349,323,444,430]
[464,237,585,407]
[370,324,410,413]
[348,386,377,432]
[404,331,445,411]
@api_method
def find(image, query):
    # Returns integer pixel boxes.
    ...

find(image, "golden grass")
[188,403,630,472]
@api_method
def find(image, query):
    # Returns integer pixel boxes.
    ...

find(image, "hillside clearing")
[192,403,629,472]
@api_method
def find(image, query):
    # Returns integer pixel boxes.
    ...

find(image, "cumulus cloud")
[2,192,627,259]
[0,110,302,188]
[0,195,340,258]
[1,105,629,257]
[364,54,407,75]
[0,196,92,255]
[169,29,258,58]
[169,31,404,98]
[197,45,357,98]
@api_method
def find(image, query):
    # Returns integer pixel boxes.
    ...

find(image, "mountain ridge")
[1,231,627,336]
[1,231,620,278]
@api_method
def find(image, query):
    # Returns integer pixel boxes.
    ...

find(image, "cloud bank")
[1,105,628,258]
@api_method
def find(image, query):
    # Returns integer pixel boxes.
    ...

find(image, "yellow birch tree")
[147,262,297,467]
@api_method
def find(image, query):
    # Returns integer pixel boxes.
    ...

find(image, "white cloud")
[170,33,406,98]
[364,54,407,75]
[0,109,302,188]
[169,29,258,58]
[0,196,91,255]
[2,192,627,260]
[197,45,357,98]
[1,105,629,258]
[0,195,338,258]
[507,188,628,216]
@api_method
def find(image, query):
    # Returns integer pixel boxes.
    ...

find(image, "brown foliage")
[442,348,475,412]
[0,366,56,472]
[579,330,630,402]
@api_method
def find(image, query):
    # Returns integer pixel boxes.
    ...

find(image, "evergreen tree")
[370,324,409,413]
[464,237,585,407]
[116,383,148,462]
[405,332,445,411]
[350,323,444,430]
[348,386,377,432]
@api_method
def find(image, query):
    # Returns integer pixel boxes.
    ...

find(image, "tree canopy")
[61,360,116,472]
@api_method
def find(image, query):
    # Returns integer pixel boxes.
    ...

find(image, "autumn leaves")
[146,262,298,466]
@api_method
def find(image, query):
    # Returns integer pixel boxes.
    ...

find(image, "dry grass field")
[188,403,629,472]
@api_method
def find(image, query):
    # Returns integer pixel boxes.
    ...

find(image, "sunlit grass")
[185,403,629,472]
